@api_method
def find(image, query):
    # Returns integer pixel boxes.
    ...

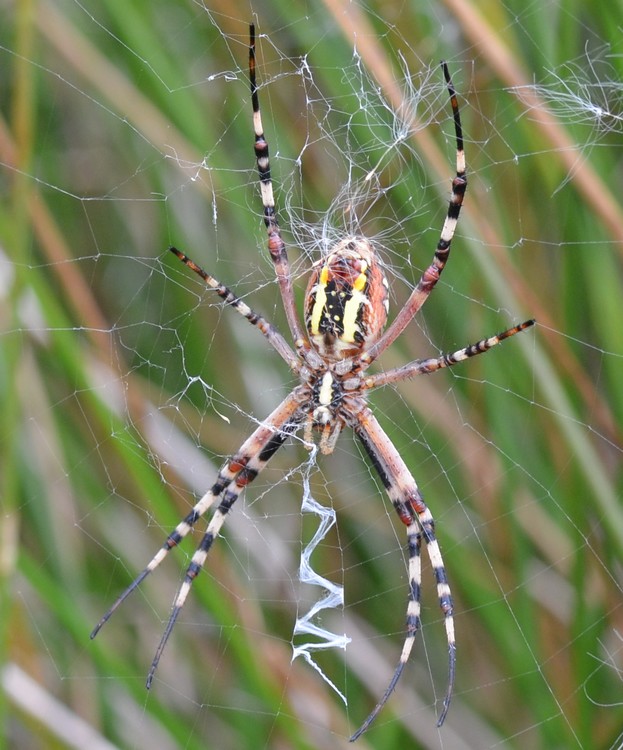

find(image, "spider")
[91,24,534,740]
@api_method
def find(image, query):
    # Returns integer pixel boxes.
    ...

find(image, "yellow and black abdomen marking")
[305,238,389,360]
[310,264,367,343]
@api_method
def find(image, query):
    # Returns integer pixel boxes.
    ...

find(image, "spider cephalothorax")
[92,24,534,741]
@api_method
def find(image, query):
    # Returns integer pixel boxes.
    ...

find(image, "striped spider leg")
[365,320,535,389]
[349,320,534,742]
[90,388,305,681]
[349,407,454,741]
[249,22,308,352]
[92,23,535,741]
[90,247,303,653]
[361,62,466,367]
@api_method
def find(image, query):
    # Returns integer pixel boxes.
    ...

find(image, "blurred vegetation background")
[1,1,622,748]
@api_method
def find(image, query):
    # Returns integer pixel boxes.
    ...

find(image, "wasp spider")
[92,24,534,740]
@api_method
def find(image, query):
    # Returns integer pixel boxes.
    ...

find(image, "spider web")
[291,446,351,706]
[2,2,623,749]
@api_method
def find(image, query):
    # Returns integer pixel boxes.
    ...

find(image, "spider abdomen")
[304,238,389,360]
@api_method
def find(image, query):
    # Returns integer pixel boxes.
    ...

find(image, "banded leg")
[249,24,307,351]
[146,401,303,686]
[91,392,304,660]
[351,408,455,741]
[363,62,466,366]
[364,319,535,389]
[170,247,298,371]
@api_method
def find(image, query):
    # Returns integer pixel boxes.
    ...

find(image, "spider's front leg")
[350,407,455,741]
[91,390,304,686]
